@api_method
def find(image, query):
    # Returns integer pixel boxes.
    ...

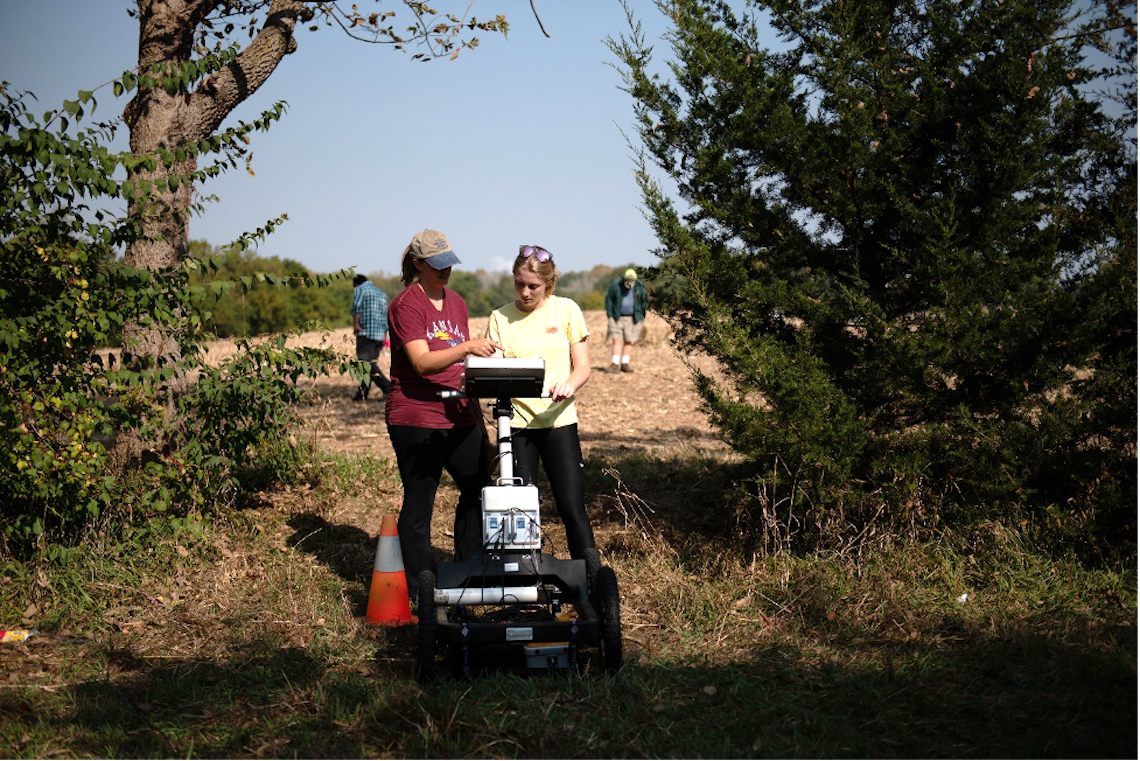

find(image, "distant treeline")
[188,240,639,338]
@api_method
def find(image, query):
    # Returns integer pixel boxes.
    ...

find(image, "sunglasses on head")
[519,245,552,262]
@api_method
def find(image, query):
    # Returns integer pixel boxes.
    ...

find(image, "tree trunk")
[122,0,303,361]
[117,0,303,457]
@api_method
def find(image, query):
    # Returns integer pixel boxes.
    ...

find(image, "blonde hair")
[514,250,559,293]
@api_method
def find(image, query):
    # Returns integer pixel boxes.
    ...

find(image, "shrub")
[0,81,358,557]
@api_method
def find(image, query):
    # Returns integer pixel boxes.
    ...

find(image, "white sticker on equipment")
[506,627,534,642]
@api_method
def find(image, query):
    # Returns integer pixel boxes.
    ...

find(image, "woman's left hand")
[548,382,575,402]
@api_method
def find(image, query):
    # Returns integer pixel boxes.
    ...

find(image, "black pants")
[388,423,488,582]
[356,336,391,395]
[511,424,596,559]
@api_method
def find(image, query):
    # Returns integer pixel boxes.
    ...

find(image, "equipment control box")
[482,484,541,549]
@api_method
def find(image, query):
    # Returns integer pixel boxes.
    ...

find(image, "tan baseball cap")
[406,229,461,269]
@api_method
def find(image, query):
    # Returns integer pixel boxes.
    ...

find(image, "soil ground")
[291,311,722,461]
[280,310,730,555]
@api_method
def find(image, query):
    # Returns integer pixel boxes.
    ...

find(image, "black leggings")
[509,424,596,559]
[388,424,488,581]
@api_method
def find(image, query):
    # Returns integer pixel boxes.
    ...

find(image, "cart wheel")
[583,548,601,597]
[415,569,438,682]
[595,566,622,673]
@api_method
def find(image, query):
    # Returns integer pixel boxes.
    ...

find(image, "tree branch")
[191,0,303,139]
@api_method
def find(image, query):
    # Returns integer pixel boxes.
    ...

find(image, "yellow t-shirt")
[486,295,589,429]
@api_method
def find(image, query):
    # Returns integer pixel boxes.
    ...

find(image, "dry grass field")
[59,310,740,671]
[3,311,1134,759]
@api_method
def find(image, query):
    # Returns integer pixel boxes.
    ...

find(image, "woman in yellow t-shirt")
[485,245,597,559]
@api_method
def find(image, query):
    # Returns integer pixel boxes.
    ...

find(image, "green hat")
[623,268,637,282]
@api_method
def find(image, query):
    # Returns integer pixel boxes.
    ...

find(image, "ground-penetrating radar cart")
[415,357,622,680]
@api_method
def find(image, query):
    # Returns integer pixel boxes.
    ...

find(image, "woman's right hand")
[465,338,502,358]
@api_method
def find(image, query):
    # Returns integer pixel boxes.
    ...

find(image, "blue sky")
[0,1,676,277]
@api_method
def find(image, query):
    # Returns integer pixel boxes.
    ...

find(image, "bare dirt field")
[288,310,724,461]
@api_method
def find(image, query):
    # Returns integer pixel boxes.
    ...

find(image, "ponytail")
[400,247,419,287]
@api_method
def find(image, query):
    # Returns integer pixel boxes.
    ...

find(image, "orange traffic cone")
[366,514,416,626]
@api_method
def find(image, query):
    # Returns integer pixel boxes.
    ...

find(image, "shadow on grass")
[579,425,724,457]
[55,643,413,758]
[50,449,1119,757]
[9,618,1133,759]
[581,449,745,552]
[281,513,377,621]
[287,514,373,581]
[277,449,736,618]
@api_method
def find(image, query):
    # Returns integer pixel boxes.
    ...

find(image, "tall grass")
[1,448,1135,758]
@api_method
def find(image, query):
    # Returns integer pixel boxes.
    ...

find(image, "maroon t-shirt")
[385,284,480,428]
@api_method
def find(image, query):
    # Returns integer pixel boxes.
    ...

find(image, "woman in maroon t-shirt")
[385,229,501,589]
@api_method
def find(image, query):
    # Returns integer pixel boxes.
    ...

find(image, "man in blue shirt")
[352,274,391,400]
